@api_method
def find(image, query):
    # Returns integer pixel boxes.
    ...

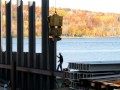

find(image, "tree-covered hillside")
[1,4,120,37]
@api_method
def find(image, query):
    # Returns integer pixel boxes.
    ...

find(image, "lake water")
[2,37,120,68]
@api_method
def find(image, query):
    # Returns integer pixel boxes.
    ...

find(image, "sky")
[11,0,120,13]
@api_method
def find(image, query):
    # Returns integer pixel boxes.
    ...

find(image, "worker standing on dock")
[57,53,63,71]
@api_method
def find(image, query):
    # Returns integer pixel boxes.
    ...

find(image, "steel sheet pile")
[65,61,120,90]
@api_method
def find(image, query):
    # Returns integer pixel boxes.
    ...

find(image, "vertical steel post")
[28,2,36,90]
[49,39,56,71]
[11,52,16,90]
[0,0,2,62]
[17,0,23,89]
[6,0,12,65]
[0,0,2,79]
[6,0,14,90]
[42,0,49,70]
[28,1,35,68]
[17,0,23,66]
[42,0,50,89]
[49,38,56,89]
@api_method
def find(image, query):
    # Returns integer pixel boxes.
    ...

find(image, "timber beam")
[0,64,63,77]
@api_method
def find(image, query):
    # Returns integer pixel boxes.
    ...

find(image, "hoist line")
[55,0,57,13]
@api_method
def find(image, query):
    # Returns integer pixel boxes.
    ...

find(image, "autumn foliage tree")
[1,3,120,37]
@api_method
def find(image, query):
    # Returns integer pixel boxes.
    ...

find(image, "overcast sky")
[11,0,120,13]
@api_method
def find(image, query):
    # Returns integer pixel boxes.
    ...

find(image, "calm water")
[2,37,120,68]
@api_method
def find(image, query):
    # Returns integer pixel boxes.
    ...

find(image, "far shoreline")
[61,36,120,39]
[2,36,120,39]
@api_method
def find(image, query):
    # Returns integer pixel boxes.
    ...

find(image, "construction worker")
[57,52,63,71]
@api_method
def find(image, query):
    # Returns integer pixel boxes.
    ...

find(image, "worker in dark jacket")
[57,53,63,71]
